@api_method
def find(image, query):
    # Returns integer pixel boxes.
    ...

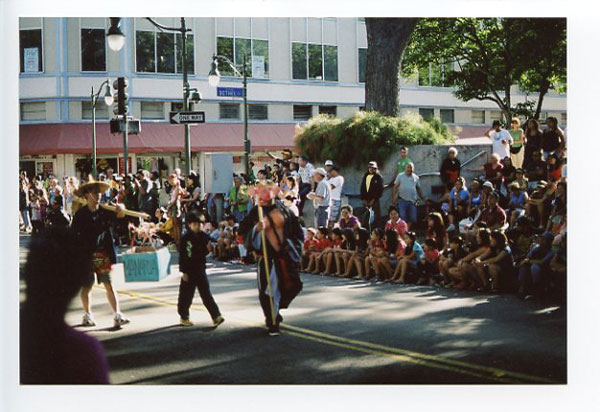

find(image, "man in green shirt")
[397,146,413,174]
[229,175,249,222]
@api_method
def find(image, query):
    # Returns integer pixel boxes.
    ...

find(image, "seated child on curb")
[364,228,386,280]
[416,239,441,285]
[301,228,318,271]
[177,212,225,327]
[306,227,329,273]
[390,232,424,284]
[439,236,468,288]
[345,227,370,278]
[334,228,356,276]
[322,227,343,275]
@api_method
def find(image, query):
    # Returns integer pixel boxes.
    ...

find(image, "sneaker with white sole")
[113,313,130,327]
[213,315,225,327]
[180,318,194,327]
[82,312,96,327]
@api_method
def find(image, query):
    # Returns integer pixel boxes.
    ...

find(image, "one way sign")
[169,111,205,124]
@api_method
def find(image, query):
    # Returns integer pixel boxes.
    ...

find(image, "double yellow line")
[112,287,558,384]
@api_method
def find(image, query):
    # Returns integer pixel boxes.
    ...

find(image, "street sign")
[169,111,206,124]
[216,87,244,98]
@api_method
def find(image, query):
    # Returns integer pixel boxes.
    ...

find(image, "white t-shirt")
[490,129,513,159]
[328,175,344,201]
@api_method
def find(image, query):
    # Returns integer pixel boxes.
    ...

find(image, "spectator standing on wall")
[307,168,331,228]
[392,162,427,230]
[327,164,344,229]
[523,119,543,170]
[509,117,526,168]
[440,147,462,191]
[486,120,513,160]
[359,161,385,230]
[541,117,566,160]
[297,155,315,217]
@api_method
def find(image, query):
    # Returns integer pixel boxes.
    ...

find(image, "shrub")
[295,111,455,168]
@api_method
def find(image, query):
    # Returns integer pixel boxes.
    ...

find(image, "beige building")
[19,17,567,180]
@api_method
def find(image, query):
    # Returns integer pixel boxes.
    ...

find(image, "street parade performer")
[71,176,130,328]
[238,181,304,336]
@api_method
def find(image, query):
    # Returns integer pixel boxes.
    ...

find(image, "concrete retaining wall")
[302,142,493,225]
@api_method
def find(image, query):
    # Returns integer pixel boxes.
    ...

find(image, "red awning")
[19,122,298,156]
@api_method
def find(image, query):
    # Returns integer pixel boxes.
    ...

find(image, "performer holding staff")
[239,181,304,336]
[71,177,130,328]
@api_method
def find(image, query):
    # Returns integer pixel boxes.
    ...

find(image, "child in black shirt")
[178,212,224,327]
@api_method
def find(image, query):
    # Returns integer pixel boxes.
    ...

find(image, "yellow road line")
[111,287,557,384]
[281,324,557,384]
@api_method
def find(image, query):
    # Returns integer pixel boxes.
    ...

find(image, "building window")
[20,29,43,73]
[472,110,485,124]
[490,111,502,122]
[82,101,109,120]
[560,112,567,125]
[141,102,165,120]
[171,102,184,112]
[418,62,454,87]
[20,102,46,121]
[319,106,337,117]
[136,29,195,74]
[292,42,338,81]
[81,28,106,72]
[248,104,268,120]
[538,112,548,123]
[220,103,240,120]
[216,36,269,78]
[419,108,434,121]
[293,105,312,121]
[440,109,454,124]
[358,48,367,83]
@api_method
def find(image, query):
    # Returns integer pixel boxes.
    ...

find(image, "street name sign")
[216,87,244,97]
[169,111,206,124]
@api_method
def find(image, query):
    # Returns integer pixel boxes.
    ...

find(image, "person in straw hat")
[71,176,130,328]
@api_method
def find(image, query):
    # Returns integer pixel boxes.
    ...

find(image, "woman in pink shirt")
[385,206,408,237]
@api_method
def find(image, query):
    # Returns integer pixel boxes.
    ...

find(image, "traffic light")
[112,77,129,116]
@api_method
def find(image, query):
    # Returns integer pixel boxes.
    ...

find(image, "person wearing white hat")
[71,177,130,328]
[307,168,331,228]
[324,160,334,174]
[359,161,384,229]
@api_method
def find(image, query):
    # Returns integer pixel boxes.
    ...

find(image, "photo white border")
[2,0,599,411]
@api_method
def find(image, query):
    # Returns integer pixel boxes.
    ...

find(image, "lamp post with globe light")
[91,80,114,178]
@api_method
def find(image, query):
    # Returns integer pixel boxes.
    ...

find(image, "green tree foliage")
[401,18,566,122]
[294,112,454,168]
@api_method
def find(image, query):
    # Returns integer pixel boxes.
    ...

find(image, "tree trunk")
[534,85,550,119]
[365,18,419,116]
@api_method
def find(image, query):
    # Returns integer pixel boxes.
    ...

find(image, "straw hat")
[75,175,110,197]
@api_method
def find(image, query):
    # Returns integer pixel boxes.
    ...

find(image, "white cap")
[325,160,334,166]
[314,167,327,177]
[368,161,378,169]
[483,181,494,189]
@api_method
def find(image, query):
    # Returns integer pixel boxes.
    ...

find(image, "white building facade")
[19,17,567,180]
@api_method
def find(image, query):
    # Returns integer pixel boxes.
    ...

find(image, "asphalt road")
[19,234,566,384]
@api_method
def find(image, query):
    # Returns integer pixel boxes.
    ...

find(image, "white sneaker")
[82,312,96,327]
[113,313,130,327]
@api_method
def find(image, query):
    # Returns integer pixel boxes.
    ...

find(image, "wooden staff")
[73,196,151,220]
[257,204,277,327]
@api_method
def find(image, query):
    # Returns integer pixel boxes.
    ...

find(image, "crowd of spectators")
[19,116,566,303]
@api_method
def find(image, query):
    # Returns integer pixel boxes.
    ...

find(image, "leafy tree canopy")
[401,18,566,121]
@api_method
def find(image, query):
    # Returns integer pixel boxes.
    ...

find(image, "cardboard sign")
[122,246,171,282]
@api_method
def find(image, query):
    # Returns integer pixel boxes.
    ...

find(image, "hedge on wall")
[294,111,456,168]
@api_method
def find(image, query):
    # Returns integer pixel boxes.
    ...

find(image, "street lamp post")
[144,17,193,175]
[91,79,114,178]
[208,54,250,178]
